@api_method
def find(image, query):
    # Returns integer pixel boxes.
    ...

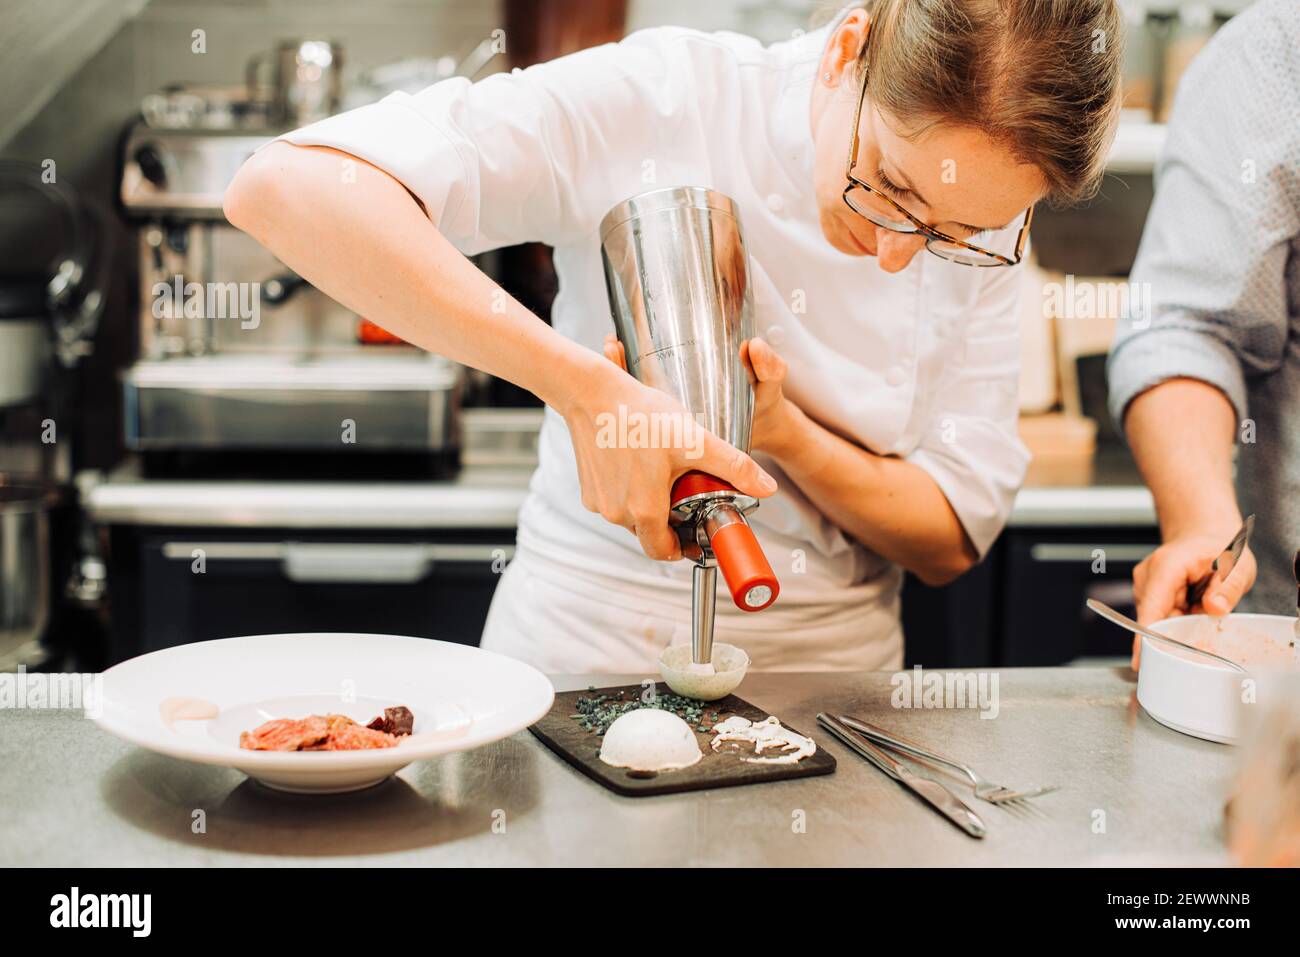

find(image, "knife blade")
[1186,514,1255,609]
[816,713,986,839]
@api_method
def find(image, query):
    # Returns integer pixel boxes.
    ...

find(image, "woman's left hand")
[601,334,801,461]
[740,337,799,459]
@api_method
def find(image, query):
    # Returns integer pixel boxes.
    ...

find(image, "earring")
[823,72,832,82]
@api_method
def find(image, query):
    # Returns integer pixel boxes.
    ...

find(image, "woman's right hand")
[559,355,778,562]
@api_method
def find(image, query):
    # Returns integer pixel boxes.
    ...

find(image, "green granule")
[572,689,712,736]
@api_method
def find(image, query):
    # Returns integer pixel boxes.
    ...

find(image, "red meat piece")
[239,715,329,751]
[365,705,414,737]
[240,711,402,752]
[325,721,399,750]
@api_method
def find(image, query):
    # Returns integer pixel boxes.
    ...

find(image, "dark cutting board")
[529,683,836,796]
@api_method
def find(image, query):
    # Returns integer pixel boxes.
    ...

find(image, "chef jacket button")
[765,193,785,214]
[765,324,786,347]
[885,365,907,387]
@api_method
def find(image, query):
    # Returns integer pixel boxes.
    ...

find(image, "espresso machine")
[601,187,779,666]
[118,117,461,473]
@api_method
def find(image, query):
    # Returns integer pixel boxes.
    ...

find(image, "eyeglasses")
[842,50,1033,268]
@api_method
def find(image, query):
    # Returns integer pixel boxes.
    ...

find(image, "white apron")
[481,506,904,674]
[478,486,904,670]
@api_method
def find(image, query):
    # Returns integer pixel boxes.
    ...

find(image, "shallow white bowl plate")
[1137,614,1297,745]
[94,633,554,793]
[658,642,750,701]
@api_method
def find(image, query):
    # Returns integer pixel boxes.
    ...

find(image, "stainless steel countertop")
[0,669,1234,866]
[83,465,533,530]
[82,470,1154,530]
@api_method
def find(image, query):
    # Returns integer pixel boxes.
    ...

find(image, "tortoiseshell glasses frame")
[841,48,1033,268]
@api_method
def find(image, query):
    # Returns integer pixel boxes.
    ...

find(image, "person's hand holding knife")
[1134,528,1257,622]
[1123,380,1259,669]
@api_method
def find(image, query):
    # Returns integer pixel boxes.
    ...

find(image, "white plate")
[1136,614,1297,745]
[94,633,554,793]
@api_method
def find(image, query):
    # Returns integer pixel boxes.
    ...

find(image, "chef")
[224,1,1124,673]
[1108,0,1300,656]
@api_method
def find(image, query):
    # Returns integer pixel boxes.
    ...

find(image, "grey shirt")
[1108,0,1300,615]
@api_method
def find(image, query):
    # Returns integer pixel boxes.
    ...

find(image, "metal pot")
[0,480,55,670]
[247,40,344,127]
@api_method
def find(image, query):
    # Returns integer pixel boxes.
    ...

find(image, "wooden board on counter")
[529,682,836,797]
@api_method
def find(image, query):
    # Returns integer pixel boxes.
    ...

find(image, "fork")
[838,714,1058,805]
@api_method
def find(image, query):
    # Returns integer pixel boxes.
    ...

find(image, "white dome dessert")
[598,708,703,772]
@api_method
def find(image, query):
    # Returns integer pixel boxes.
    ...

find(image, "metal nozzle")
[691,562,717,666]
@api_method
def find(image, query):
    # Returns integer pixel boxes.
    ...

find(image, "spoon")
[1086,599,1248,673]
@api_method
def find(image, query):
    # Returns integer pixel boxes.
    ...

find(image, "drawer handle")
[161,541,515,583]
[284,543,430,584]
[1029,544,1155,564]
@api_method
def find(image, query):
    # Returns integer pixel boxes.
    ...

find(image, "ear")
[819,8,870,88]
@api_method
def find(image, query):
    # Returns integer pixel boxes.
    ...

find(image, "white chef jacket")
[280,20,1029,673]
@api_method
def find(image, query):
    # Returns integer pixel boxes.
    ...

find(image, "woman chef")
[225,1,1124,672]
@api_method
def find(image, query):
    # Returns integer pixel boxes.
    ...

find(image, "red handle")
[670,470,732,506]
[670,471,779,611]
[710,520,779,612]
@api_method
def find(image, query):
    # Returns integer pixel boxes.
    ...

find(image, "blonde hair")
[859,0,1123,207]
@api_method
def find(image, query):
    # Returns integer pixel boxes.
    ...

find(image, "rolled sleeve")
[907,262,1030,558]
[280,93,474,235]
[1107,2,1297,433]
[1107,325,1249,430]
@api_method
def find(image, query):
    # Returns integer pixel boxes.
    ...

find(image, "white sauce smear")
[710,715,816,765]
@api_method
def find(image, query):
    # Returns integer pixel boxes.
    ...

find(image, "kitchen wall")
[630,0,821,39]
[0,0,149,149]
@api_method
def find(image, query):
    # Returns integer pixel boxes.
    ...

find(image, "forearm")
[1123,378,1241,540]
[223,142,606,413]
[766,403,977,586]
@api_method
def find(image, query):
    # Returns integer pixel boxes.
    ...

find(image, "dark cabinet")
[901,553,998,668]
[999,529,1157,665]
[903,526,1158,667]
[103,526,514,664]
